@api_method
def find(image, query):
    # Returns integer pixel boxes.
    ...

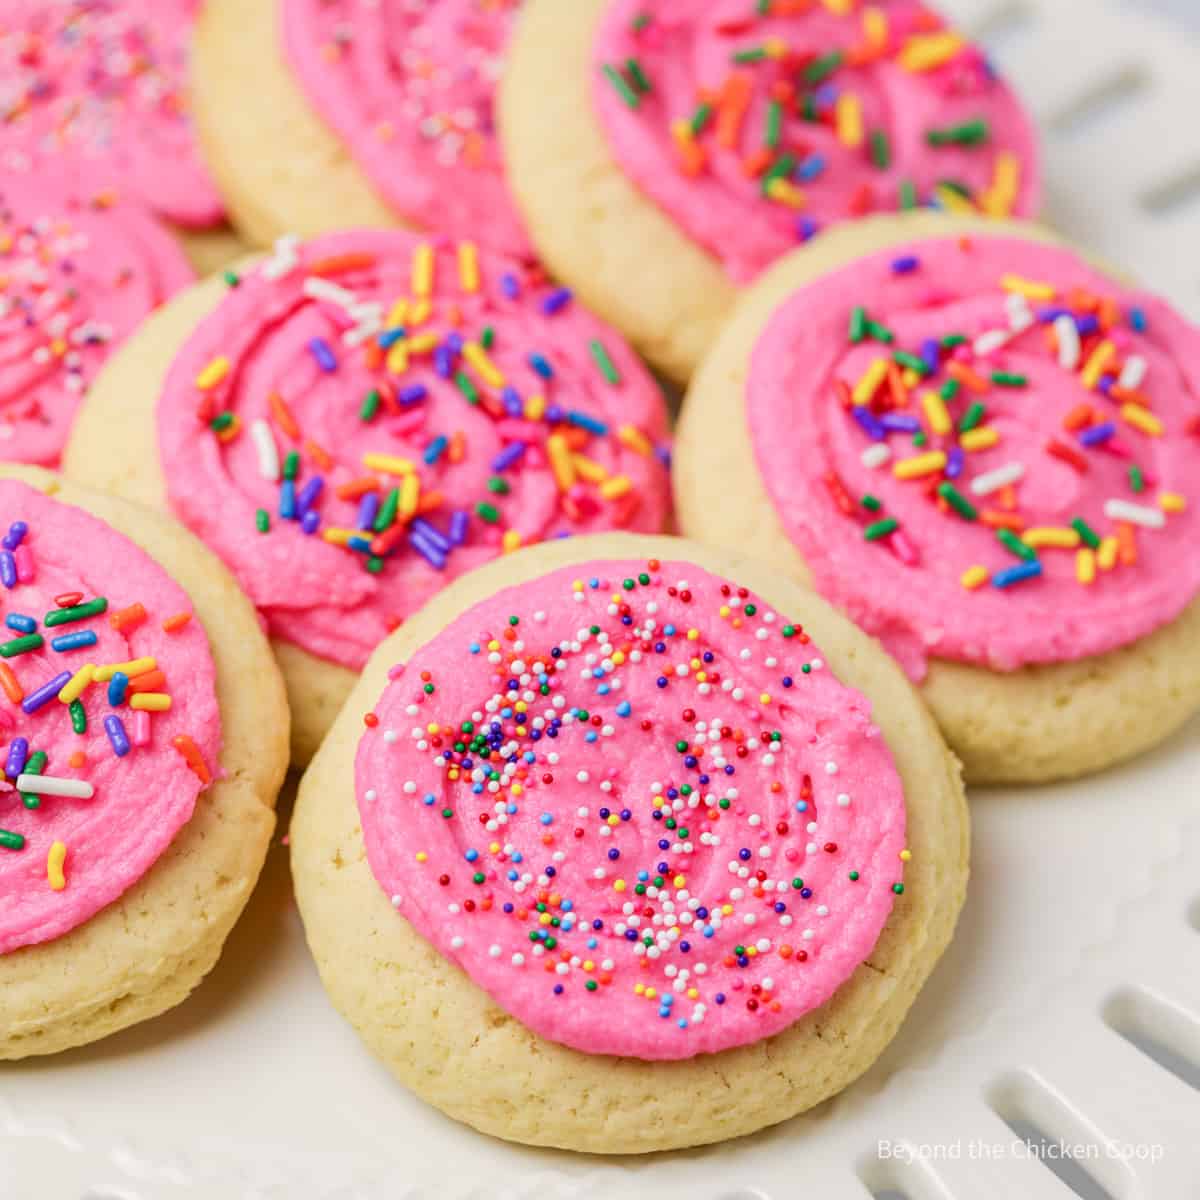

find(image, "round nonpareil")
[675,215,1200,782]
[292,533,968,1152]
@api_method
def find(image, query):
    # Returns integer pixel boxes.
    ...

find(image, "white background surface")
[5,2,1200,1198]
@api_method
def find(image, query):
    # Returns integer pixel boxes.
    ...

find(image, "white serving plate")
[6,0,1199,1196]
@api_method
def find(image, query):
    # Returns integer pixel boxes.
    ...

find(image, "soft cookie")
[500,0,1040,380]
[65,231,673,763]
[193,0,529,257]
[0,467,288,1057]
[674,213,1200,783]
[291,532,968,1153]
[0,170,192,466]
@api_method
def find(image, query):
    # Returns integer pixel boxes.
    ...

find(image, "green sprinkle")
[781,624,796,638]
[69,698,87,735]
[938,482,978,521]
[849,870,860,881]
[475,502,500,525]
[0,830,24,851]
[255,508,270,534]
[998,528,1036,561]
[473,872,486,885]
[359,389,381,422]
[626,57,651,94]
[760,152,797,195]
[800,93,818,123]
[899,179,918,210]
[864,517,899,541]
[455,370,480,405]
[690,101,713,136]
[893,882,905,895]
[20,750,46,811]
[602,63,640,108]
[1072,517,1101,549]
[991,371,1028,387]
[44,599,107,627]
[893,350,928,375]
[941,334,968,349]
[744,603,756,616]
[849,306,868,344]
[487,477,510,495]
[223,270,240,288]
[210,411,234,433]
[732,46,768,64]
[927,118,990,146]
[870,129,891,169]
[365,556,384,575]
[865,319,896,344]
[791,878,804,890]
[283,451,300,481]
[940,378,961,402]
[912,431,928,447]
[1,634,43,657]
[861,494,882,512]
[765,99,782,149]
[756,0,771,13]
[585,979,599,992]
[938,178,972,199]
[804,50,843,84]
[960,402,986,433]
[374,487,400,532]
[589,339,621,385]
[1129,465,1145,493]
[631,12,651,31]
[480,325,495,350]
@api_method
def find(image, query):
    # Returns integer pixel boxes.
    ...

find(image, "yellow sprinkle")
[899,31,966,71]
[463,342,506,389]
[385,341,409,375]
[195,356,230,390]
[618,424,653,456]
[362,453,414,475]
[1001,274,1056,301]
[934,184,975,214]
[412,242,434,298]
[524,394,546,421]
[1076,548,1097,585]
[546,434,576,491]
[58,664,96,705]
[572,580,584,592]
[920,389,952,436]
[960,426,1000,452]
[823,0,853,11]
[611,651,625,665]
[130,693,172,712]
[457,241,480,293]
[406,331,439,355]
[1097,537,1119,571]
[416,851,428,863]
[634,983,645,996]
[385,298,408,327]
[571,454,608,484]
[835,91,863,148]
[502,529,522,554]
[1121,404,1163,437]
[719,605,731,618]
[759,692,771,705]
[765,178,806,209]
[902,368,920,389]
[583,960,594,972]
[408,298,432,327]
[321,528,355,546]
[539,912,552,926]
[763,36,789,60]
[746,946,757,957]
[980,151,1022,217]
[599,475,632,500]
[863,4,889,45]
[687,986,700,1000]
[686,630,699,642]
[893,451,947,480]
[614,879,626,892]
[853,358,889,407]
[645,987,657,999]
[400,471,420,518]
[1160,492,1187,513]
[47,841,67,892]
[673,874,686,888]
[488,841,500,854]
[899,849,912,862]
[1023,527,1081,549]
[961,565,989,590]
[93,657,155,683]
[1080,340,1116,389]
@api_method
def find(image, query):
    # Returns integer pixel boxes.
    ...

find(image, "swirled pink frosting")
[593,0,1040,281]
[0,171,192,467]
[0,0,223,228]
[157,231,671,671]
[356,558,907,1059]
[282,0,530,258]
[747,235,1200,677]
[0,480,220,955]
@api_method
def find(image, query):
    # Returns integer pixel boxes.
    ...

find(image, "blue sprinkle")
[796,215,820,242]
[51,630,98,653]
[104,714,131,757]
[279,478,297,520]
[567,411,608,436]
[920,338,941,373]
[539,813,553,826]
[108,672,129,706]
[465,849,479,862]
[347,535,372,554]
[377,327,406,349]
[501,386,524,416]
[5,614,36,634]
[409,530,447,570]
[616,700,632,717]
[993,561,1043,589]
[795,154,826,182]
[424,435,449,465]
[1130,307,1147,332]
[528,352,554,379]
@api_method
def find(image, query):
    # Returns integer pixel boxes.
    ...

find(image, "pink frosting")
[356,558,907,1060]
[0,0,223,228]
[0,170,193,467]
[157,231,671,671]
[282,0,530,258]
[747,236,1200,677]
[0,480,221,955]
[593,0,1040,282]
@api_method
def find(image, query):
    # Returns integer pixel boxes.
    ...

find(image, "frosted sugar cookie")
[500,0,1040,380]
[675,214,1200,782]
[66,231,673,763]
[193,0,529,256]
[0,467,288,1057]
[292,533,968,1152]
[0,170,192,466]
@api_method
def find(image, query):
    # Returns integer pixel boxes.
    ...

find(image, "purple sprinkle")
[544,404,566,424]
[104,714,131,758]
[796,215,820,243]
[409,530,447,570]
[851,405,886,441]
[541,288,573,316]
[446,332,465,354]
[434,346,454,378]
[920,338,942,373]
[5,737,28,778]
[411,518,451,554]
[398,384,428,407]
[448,510,469,547]
[492,442,527,473]
[301,510,320,535]
[22,671,72,715]
[880,413,920,434]
[295,476,324,518]
[2,521,27,551]
[1075,315,1100,337]
[891,255,920,274]
[0,551,15,590]
[1036,306,1070,323]
[1079,421,1116,447]
[308,337,337,372]
[356,493,380,531]
[654,445,672,468]
[501,386,523,416]
[500,272,521,299]
[945,446,966,479]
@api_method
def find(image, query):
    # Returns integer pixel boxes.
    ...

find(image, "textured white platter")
[6,0,1200,1197]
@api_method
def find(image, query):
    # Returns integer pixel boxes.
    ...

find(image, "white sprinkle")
[390,894,403,907]
[970,461,1025,496]
[1118,355,1147,390]
[302,276,358,309]
[973,329,1009,357]
[1104,499,1165,529]
[1054,314,1081,370]
[861,443,891,469]
[250,419,280,481]
[16,774,93,799]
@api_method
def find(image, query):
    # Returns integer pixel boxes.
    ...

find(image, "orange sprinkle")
[172,735,211,785]
[417,490,444,515]
[335,475,381,501]
[127,669,167,694]
[946,361,989,393]
[981,510,1026,531]
[741,146,774,179]
[162,612,192,634]
[68,751,86,769]
[886,361,909,408]
[717,71,753,149]
[448,431,466,465]
[1116,521,1138,566]
[307,252,377,276]
[362,340,383,371]
[0,662,21,704]
[304,439,333,471]
[269,392,300,439]
[1063,403,1094,432]
[108,603,147,632]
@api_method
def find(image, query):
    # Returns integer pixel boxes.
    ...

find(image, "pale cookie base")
[674,212,1200,784]
[0,467,290,1058]
[191,0,404,249]
[62,259,353,767]
[291,532,969,1154]
[175,223,250,278]
[500,0,734,384]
